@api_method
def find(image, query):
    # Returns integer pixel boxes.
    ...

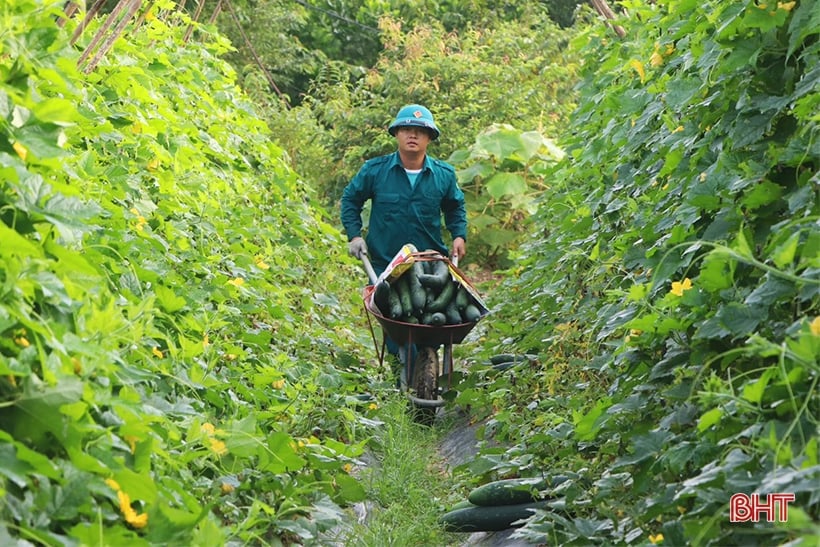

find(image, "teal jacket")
[341,151,467,274]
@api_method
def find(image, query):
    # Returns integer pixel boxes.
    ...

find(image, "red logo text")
[729,493,795,523]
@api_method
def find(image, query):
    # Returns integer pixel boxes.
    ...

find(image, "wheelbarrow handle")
[360,252,379,285]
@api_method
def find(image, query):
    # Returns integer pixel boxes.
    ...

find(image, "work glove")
[348,237,367,259]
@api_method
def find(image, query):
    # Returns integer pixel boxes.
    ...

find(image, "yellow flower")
[105,478,121,491]
[629,59,646,82]
[117,490,148,529]
[778,1,795,11]
[151,347,164,358]
[201,423,216,435]
[203,334,210,348]
[220,482,235,494]
[255,258,270,270]
[209,438,227,456]
[117,490,131,513]
[124,435,138,454]
[811,317,820,337]
[670,278,693,297]
[14,336,30,348]
[12,141,27,161]
[368,403,378,410]
[227,277,245,287]
[650,50,664,67]
[126,510,148,528]
[649,533,664,544]
[271,379,286,389]
[673,125,684,133]
[343,463,353,473]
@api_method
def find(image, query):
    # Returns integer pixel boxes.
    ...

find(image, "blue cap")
[388,104,440,140]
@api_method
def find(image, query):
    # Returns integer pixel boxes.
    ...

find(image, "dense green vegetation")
[455,1,819,545]
[1,0,817,546]
[212,0,584,105]
[1,1,375,544]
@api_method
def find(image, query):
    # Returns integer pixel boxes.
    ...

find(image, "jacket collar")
[389,151,431,172]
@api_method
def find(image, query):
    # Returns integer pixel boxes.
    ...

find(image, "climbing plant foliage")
[456,0,819,545]
[0,1,376,544]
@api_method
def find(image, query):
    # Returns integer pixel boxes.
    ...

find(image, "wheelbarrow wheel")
[411,346,439,425]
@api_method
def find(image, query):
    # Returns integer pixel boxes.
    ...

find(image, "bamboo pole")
[222,0,289,106]
[590,0,626,38]
[70,0,110,44]
[183,0,207,42]
[82,0,143,73]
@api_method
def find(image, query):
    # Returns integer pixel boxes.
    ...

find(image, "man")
[341,104,468,376]
[341,104,467,275]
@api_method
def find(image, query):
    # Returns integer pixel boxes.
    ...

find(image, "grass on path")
[338,394,465,547]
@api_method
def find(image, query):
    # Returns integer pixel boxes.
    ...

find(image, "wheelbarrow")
[359,249,488,423]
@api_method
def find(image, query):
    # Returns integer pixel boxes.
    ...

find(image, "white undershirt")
[405,168,422,188]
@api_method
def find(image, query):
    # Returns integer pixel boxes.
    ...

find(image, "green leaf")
[263,431,306,473]
[225,416,259,458]
[741,368,775,404]
[154,284,187,313]
[659,148,684,177]
[485,172,527,199]
[31,98,82,125]
[333,473,366,503]
[745,275,795,306]
[0,222,42,257]
[12,121,68,158]
[113,468,158,504]
[615,430,670,466]
[574,399,610,441]
[69,522,144,546]
[742,181,783,210]
[478,226,521,247]
[717,302,764,336]
[697,407,723,432]
[0,431,60,480]
[733,231,754,259]
[788,0,820,57]
[456,160,494,184]
[475,125,525,160]
[13,375,84,443]
[699,251,734,291]
[0,442,34,488]
[469,213,499,230]
[627,283,647,301]
[742,2,789,32]
[770,231,800,268]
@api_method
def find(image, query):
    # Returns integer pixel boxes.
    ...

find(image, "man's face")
[396,126,432,154]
